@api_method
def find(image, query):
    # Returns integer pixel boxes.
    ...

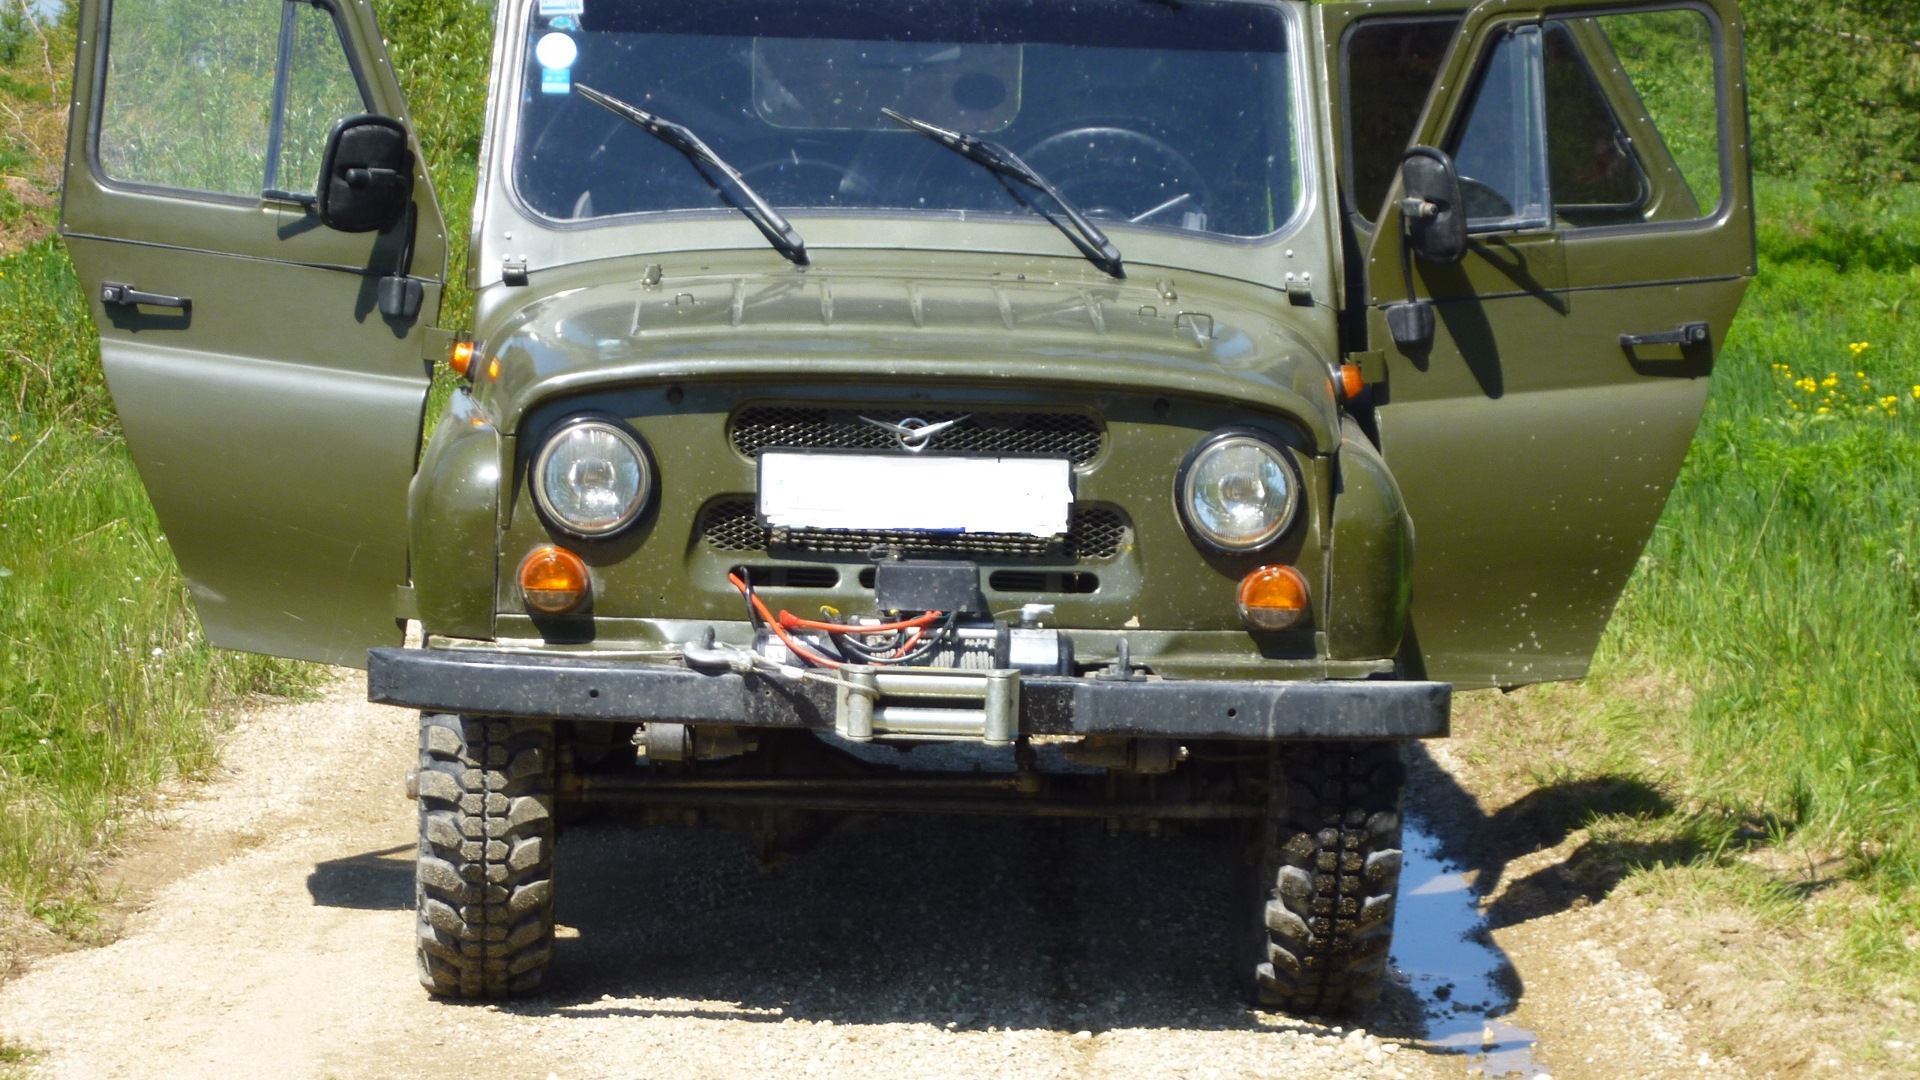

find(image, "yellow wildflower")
[1799,378,1819,393]
[1912,385,1920,399]
[1883,396,1900,409]
[1822,374,1840,388]
[1817,406,1831,414]
[1849,341,1871,356]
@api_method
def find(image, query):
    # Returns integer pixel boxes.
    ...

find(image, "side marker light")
[1237,565,1309,632]
[449,339,476,378]
[519,545,590,615]
[1339,363,1365,401]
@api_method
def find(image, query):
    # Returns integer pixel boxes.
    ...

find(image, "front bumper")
[367,648,1449,741]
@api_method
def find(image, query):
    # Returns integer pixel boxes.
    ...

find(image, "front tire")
[414,713,557,999]
[1248,741,1405,1015]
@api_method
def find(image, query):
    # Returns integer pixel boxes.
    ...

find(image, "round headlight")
[532,419,653,537]
[1179,433,1299,552]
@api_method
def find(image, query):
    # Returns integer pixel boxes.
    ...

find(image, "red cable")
[777,609,941,634]
[727,572,845,670]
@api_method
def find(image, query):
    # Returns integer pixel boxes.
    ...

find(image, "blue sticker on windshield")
[548,15,578,31]
[538,0,583,15]
[542,66,571,95]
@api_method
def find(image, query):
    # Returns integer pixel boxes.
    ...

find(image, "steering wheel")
[1018,126,1212,229]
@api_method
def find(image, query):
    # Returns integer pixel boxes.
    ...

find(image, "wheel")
[1247,741,1405,1015]
[414,713,557,999]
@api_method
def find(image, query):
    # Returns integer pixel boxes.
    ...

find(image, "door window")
[97,0,369,201]
[1443,5,1724,233]
[1340,16,1462,222]
[1448,27,1550,231]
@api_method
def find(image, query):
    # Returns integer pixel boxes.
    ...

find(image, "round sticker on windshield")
[535,32,579,71]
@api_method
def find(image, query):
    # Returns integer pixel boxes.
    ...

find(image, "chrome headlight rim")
[1175,428,1303,555]
[530,415,655,539]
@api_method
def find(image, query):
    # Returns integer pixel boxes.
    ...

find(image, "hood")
[472,255,1342,451]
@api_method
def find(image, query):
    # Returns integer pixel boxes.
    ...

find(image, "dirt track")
[0,675,1752,1080]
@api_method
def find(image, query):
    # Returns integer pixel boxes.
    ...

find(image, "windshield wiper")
[576,84,807,267]
[881,108,1124,279]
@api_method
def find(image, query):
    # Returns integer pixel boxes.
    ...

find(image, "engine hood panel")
[472,257,1341,450]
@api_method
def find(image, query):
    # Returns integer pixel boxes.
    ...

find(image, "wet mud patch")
[1392,819,1547,1078]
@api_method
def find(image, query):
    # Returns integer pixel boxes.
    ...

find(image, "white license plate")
[757,453,1073,536]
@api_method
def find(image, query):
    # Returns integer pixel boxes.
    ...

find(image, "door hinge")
[502,258,530,287]
[1347,349,1387,383]
[420,326,457,365]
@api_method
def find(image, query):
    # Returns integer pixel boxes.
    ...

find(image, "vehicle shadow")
[310,811,1432,1040]
[307,843,415,910]
[541,815,1440,1035]
[1403,741,1681,929]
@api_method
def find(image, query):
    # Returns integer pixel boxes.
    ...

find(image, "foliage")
[1742,0,1920,195]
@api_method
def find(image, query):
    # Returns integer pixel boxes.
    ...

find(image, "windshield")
[512,0,1302,241]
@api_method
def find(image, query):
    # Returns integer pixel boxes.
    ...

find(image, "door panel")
[1360,0,1752,689]
[61,0,447,667]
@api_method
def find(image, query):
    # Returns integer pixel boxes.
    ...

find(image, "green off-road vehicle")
[60,0,1752,1012]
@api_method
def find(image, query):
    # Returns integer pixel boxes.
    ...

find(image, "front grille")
[730,406,1104,465]
[697,500,1130,561]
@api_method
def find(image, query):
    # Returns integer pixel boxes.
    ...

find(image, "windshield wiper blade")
[881,108,1124,279]
[576,84,807,267]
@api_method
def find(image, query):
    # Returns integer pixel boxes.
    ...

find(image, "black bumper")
[367,648,1449,741]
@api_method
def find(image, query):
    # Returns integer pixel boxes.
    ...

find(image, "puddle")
[1392,819,1549,1078]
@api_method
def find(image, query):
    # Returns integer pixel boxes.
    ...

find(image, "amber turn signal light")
[518,545,590,615]
[448,339,476,378]
[1237,564,1309,632]
[1338,363,1365,401]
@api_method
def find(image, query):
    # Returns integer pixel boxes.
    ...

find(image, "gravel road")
[0,676,1749,1080]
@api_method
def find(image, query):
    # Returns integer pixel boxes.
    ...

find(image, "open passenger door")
[1327,0,1753,688]
[61,0,448,666]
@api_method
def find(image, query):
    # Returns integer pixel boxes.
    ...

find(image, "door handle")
[1619,321,1708,349]
[101,282,191,311]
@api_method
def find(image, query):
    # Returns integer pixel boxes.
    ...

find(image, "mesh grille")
[696,500,1129,561]
[730,406,1103,464]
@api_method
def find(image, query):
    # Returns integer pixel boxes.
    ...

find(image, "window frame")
[1433,0,1732,240]
[1444,23,1555,235]
[87,0,375,207]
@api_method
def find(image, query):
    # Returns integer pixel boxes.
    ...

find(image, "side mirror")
[1398,146,1466,265]
[317,114,415,234]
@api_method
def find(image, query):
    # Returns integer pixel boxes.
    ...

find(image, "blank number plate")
[757,454,1072,536]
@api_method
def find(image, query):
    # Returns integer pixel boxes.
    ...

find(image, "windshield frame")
[494,0,1319,252]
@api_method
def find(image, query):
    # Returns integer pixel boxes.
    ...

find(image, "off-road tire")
[414,713,557,999]
[1249,741,1405,1015]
